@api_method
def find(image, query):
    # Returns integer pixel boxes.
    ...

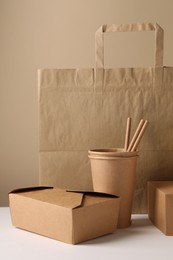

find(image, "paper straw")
[131,120,148,151]
[127,119,145,152]
[124,117,131,151]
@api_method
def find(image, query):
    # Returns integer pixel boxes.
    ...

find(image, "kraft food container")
[9,187,120,244]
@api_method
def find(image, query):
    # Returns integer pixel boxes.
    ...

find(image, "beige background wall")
[1,0,173,206]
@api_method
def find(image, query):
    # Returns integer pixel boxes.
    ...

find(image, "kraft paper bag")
[39,23,173,213]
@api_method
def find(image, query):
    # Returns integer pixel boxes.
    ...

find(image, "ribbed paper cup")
[88,149,138,228]
[88,148,137,157]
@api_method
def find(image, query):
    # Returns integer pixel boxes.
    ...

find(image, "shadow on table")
[82,215,153,245]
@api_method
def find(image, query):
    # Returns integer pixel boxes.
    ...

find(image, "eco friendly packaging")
[88,148,138,228]
[148,181,173,235]
[39,22,168,214]
[9,187,120,244]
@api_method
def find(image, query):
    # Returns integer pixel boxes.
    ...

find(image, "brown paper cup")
[88,149,138,228]
[88,148,137,157]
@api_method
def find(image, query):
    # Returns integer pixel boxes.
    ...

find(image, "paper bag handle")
[95,22,164,68]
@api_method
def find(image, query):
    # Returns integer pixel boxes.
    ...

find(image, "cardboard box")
[9,187,120,244]
[148,181,173,235]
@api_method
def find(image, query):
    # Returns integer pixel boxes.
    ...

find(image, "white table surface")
[1,207,173,260]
